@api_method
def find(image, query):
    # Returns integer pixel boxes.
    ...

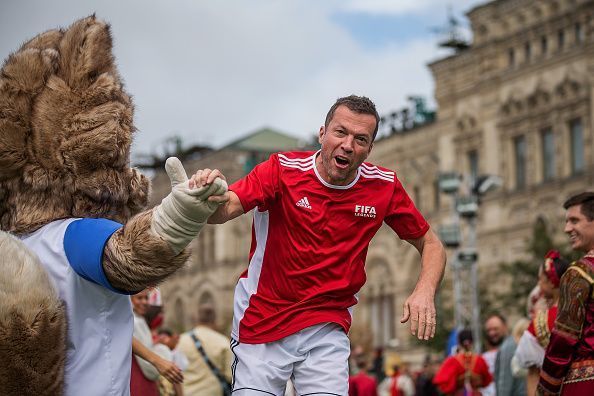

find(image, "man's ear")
[318,126,325,145]
[368,142,374,155]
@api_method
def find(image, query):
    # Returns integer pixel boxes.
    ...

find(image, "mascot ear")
[58,15,116,90]
[29,15,133,174]
[0,31,62,180]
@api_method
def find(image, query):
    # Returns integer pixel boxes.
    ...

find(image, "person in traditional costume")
[0,16,227,396]
[514,251,570,395]
[433,329,493,395]
[537,192,594,395]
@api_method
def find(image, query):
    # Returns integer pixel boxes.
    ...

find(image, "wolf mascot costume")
[0,16,226,395]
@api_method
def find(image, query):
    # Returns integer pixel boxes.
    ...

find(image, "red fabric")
[544,250,562,287]
[130,355,158,396]
[390,374,400,396]
[348,372,378,396]
[560,379,594,395]
[230,151,429,344]
[433,352,493,395]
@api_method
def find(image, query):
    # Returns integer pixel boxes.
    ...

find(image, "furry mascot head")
[0,15,149,235]
[0,16,227,395]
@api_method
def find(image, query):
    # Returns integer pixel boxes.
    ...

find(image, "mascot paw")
[0,232,66,396]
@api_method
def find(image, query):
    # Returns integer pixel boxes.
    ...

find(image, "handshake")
[151,157,228,254]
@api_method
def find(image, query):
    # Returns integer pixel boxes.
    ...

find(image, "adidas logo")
[296,196,312,209]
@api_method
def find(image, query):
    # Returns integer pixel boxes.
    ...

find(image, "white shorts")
[231,322,350,395]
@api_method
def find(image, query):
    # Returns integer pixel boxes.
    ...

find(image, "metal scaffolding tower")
[438,173,501,352]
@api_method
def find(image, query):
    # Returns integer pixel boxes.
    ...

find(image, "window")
[174,298,186,331]
[369,293,396,347]
[524,42,531,61]
[541,128,555,181]
[468,150,479,189]
[575,23,584,44]
[558,28,565,51]
[508,48,515,67]
[570,119,585,174]
[541,36,548,55]
[434,179,441,211]
[367,262,396,347]
[514,135,527,189]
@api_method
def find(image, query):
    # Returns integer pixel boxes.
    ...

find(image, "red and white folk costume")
[538,256,594,395]
[433,351,493,395]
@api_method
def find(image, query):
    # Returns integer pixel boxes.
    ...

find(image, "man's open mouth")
[335,156,349,168]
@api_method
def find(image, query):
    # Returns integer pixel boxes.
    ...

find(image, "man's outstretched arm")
[400,228,446,340]
[207,191,245,224]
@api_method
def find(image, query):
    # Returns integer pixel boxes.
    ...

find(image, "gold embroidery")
[534,310,551,348]
[565,360,594,384]
[555,267,591,338]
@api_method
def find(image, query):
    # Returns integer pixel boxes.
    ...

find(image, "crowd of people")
[128,289,232,396]
[340,192,594,396]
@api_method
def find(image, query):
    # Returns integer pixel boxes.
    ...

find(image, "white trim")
[278,153,313,165]
[313,150,360,190]
[279,158,314,171]
[232,210,270,340]
[361,163,394,178]
[360,170,394,182]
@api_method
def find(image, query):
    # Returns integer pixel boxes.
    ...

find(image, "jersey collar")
[312,150,361,190]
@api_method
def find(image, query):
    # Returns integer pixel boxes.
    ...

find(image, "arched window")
[173,298,186,332]
[366,259,396,347]
[199,292,214,306]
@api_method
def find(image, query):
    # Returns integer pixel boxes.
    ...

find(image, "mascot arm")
[102,157,227,292]
[102,210,189,292]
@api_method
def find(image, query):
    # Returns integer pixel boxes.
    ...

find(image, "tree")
[480,218,580,319]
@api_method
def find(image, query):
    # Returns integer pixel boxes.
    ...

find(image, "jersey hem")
[236,316,349,344]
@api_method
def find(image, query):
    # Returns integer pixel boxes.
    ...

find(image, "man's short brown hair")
[563,192,594,221]
[324,95,380,141]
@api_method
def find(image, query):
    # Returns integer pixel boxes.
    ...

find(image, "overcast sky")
[0,0,484,160]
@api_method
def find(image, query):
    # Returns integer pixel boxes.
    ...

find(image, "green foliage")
[481,219,580,319]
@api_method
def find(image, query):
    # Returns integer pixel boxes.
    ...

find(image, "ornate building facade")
[154,0,594,362]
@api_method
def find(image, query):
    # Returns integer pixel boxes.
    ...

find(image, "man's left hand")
[400,288,436,340]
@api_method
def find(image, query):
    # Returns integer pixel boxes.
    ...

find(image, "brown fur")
[0,232,66,395]
[0,16,149,235]
[103,209,190,292]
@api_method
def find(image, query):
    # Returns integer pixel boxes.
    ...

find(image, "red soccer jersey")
[229,151,429,344]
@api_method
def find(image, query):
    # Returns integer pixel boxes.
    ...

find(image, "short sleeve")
[230,153,280,212]
[63,218,127,294]
[384,178,429,239]
[514,330,545,369]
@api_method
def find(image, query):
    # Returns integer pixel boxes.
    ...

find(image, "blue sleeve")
[64,218,131,294]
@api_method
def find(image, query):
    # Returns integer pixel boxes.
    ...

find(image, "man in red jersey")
[538,192,594,395]
[193,95,446,395]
